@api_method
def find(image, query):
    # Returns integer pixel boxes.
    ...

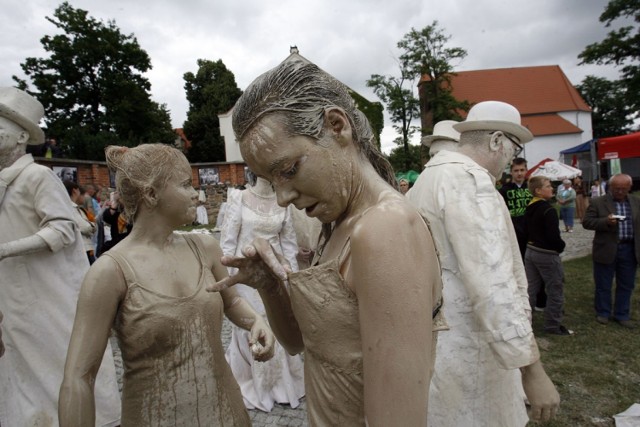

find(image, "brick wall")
[34,157,248,221]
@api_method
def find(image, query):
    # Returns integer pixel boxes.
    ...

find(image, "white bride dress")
[220,178,305,412]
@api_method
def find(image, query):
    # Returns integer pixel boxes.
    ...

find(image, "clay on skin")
[211,59,444,426]
[59,144,275,426]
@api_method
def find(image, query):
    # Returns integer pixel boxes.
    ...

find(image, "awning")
[560,139,594,154]
[597,132,640,160]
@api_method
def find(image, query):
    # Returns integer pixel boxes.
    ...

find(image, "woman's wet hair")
[233,59,396,189]
[105,144,189,222]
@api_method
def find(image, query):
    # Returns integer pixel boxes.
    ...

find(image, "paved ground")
[110,224,594,426]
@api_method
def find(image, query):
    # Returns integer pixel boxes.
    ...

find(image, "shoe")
[534,306,545,312]
[596,316,609,324]
[568,229,574,233]
[545,325,574,336]
[615,319,636,329]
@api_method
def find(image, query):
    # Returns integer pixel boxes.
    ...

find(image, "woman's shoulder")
[353,192,425,241]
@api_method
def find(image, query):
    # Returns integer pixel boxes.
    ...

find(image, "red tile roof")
[422,65,591,115]
[523,114,583,136]
[420,65,590,137]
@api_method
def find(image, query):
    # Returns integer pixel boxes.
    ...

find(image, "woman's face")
[399,181,409,194]
[155,162,198,226]
[240,115,353,224]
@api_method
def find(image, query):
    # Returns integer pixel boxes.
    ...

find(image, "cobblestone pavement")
[110,225,593,425]
[558,222,594,261]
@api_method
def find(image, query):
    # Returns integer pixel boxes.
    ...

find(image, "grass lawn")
[529,255,640,426]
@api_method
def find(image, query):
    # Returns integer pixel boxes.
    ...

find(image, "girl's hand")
[206,238,291,292]
[249,317,275,362]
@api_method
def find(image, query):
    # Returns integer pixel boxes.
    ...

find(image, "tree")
[14,2,175,160]
[578,0,640,121]
[367,21,469,171]
[387,139,427,173]
[577,76,634,137]
[399,22,470,133]
[183,59,242,162]
[348,90,385,151]
[367,67,421,171]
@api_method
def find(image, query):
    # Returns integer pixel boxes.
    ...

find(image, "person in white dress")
[220,174,305,412]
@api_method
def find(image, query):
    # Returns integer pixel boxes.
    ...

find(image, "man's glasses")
[502,133,524,157]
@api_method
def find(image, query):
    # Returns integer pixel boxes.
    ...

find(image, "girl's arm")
[201,235,276,360]
[59,256,126,426]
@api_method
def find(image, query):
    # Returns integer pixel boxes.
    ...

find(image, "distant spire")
[290,45,299,54]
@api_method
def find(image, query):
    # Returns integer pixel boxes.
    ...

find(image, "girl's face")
[240,115,353,224]
[155,161,199,226]
[537,180,554,200]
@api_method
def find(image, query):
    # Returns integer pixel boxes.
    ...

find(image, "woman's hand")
[249,316,275,362]
[207,238,291,292]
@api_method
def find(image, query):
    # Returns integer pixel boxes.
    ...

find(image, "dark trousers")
[594,242,637,321]
[525,248,565,330]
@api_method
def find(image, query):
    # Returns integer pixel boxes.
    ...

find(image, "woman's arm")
[207,236,304,354]
[59,256,126,426]
[348,204,437,426]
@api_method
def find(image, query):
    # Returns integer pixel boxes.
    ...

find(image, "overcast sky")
[0,0,623,153]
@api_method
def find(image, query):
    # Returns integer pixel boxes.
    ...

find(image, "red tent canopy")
[597,131,640,160]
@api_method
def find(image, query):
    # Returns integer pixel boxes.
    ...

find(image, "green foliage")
[399,21,470,132]
[183,59,242,162]
[577,75,635,137]
[387,140,427,173]
[348,90,384,150]
[367,71,421,170]
[13,2,175,160]
[578,0,640,121]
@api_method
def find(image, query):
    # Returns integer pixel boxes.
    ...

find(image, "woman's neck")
[249,177,275,197]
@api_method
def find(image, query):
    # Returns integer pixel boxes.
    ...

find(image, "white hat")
[453,101,533,143]
[421,120,460,147]
[0,87,45,145]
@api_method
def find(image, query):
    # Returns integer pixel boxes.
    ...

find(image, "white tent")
[528,158,582,181]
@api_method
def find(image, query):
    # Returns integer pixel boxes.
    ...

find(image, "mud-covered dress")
[105,234,250,426]
[288,229,445,426]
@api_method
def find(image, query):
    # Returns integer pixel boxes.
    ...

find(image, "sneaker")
[615,319,636,329]
[568,229,574,233]
[596,316,609,325]
[534,306,545,312]
[545,325,574,336]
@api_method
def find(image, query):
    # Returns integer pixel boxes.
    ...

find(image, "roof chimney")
[290,46,299,54]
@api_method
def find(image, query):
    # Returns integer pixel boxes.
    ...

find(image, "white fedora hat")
[422,120,460,147]
[453,101,533,143]
[0,87,45,145]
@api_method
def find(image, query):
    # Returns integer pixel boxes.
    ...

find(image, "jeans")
[560,206,575,228]
[594,242,638,321]
[525,247,565,330]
